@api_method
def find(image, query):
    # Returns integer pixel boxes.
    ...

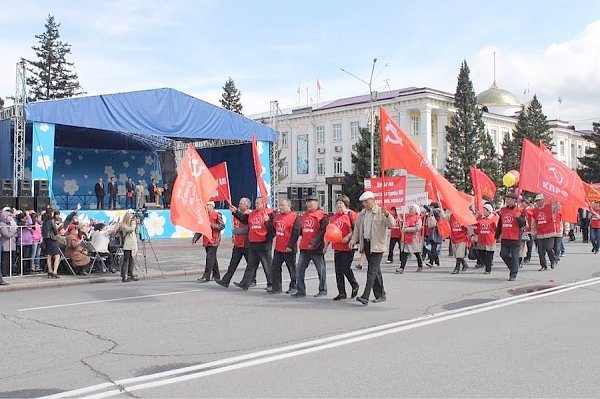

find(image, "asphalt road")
[1,241,599,398]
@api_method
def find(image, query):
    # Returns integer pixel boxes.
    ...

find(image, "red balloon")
[325,223,343,244]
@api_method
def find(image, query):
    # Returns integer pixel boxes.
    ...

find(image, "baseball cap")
[359,191,375,201]
[305,195,319,202]
[483,203,494,213]
[1,207,11,212]
[534,194,545,201]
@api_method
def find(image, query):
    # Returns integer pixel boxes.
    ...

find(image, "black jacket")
[94,183,105,197]
[108,182,118,196]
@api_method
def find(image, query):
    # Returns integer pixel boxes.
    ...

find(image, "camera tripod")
[135,221,164,278]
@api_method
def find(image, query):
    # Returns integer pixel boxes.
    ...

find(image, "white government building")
[253,82,594,212]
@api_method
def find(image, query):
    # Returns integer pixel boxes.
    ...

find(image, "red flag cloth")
[209,162,232,203]
[519,139,587,209]
[437,217,452,239]
[251,133,270,204]
[470,166,497,213]
[584,182,600,203]
[170,144,218,237]
[562,203,578,223]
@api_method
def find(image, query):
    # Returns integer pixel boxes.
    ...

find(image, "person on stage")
[108,176,118,210]
[496,192,526,281]
[530,194,560,271]
[396,204,424,273]
[135,180,145,209]
[94,178,105,210]
[195,201,225,283]
[266,199,300,294]
[126,177,135,209]
[149,178,157,204]
[216,198,251,288]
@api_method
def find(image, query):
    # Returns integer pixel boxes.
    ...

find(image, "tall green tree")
[477,129,502,190]
[501,95,551,172]
[0,97,4,108]
[26,15,84,101]
[220,77,243,114]
[344,118,380,210]
[578,122,600,183]
[444,61,486,193]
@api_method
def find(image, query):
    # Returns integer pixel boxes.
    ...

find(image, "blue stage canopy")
[25,88,276,143]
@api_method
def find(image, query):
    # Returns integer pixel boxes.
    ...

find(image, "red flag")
[251,133,270,205]
[209,162,232,203]
[170,144,218,237]
[584,182,600,203]
[519,139,587,208]
[425,180,437,204]
[470,166,497,213]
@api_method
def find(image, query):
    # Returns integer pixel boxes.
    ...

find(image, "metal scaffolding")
[13,61,27,196]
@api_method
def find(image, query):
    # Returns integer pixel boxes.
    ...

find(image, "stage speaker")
[35,197,51,212]
[34,180,50,197]
[0,196,16,210]
[17,179,32,197]
[0,179,13,197]
[17,196,35,211]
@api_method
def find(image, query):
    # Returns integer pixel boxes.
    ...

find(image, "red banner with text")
[364,176,407,207]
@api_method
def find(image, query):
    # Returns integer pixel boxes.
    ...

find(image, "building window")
[333,157,343,175]
[350,121,360,140]
[333,123,342,142]
[578,144,583,157]
[317,190,326,207]
[559,140,565,156]
[571,143,576,159]
[316,126,325,144]
[317,158,325,175]
[281,161,288,178]
[411,115,420,136]
[280,131,288,148]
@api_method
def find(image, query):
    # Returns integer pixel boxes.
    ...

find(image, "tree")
[477,129,502,193]
[343,118,380,210]
[26,15,84,101]
[0,97,4,109]
[501,95,551,172]
[578,122,600,183]
[220,77,243,114]
[444,61,486,193]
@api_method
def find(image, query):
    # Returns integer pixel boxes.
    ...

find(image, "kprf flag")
[519,139,587,209]
[380,107,476,226]
[470,166,497,213]
[209,162,231,203]
[251,133,270,205]
[170,144,218,238]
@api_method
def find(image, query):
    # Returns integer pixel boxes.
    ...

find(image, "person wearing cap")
[325,195,359,300]
[230,197,275,291]
[293,195,329,298]
[119,210,139,282]
[265,198,300,294]
[496,192,526,281]
[530,194,560,271]
[475,203,498,274]
[350,191,394,305]
[195,201,225,283]
[396,204,424,273]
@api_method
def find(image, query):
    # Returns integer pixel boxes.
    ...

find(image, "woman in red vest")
[396,204,424,273]
[194,201,225,283]
[590,201,600,254]
[448,212,473,274]
[530,194,560,271]
[476,203,497,274]
[325,195,359,301]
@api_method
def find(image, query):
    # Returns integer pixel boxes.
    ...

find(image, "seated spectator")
[90,222,119,272]
[65,224,92,275]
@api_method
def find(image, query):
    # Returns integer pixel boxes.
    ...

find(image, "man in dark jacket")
[125,177,135,209]
[94,178,105,210]
[108,176,118,209]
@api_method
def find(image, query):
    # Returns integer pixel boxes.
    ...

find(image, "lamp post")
[341,58,378,177]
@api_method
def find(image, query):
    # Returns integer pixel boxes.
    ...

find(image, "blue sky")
[2,0,600,127]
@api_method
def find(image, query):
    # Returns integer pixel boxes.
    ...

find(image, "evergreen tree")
[0,97,4,108]
[477,130,502,193]
[444,61,486,193]
[344,118,380,209]
[501,95,551,172]
[26,15,84,101]
[220,77,243,114]
[578,122,600,183]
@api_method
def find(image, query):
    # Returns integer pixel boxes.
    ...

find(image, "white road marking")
[41,276,600,399]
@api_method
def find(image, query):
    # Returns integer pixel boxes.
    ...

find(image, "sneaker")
[285,288,297,295]
[197,277,210,283]
[484,271,491,275]
[395,268,404,274]
[372,297,386,303]
[291,292,306,298]
[215,279,229,288]
[314,291,327,297]
[356,297,368,305]
[539,267,547,271]
[233,282,248,290]
[385,260,393,264]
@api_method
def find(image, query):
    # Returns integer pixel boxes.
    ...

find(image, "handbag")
[468,247,479,260]
[521,232,530,241]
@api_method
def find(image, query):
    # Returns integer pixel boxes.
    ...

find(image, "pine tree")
[343,119,380,209]
[477,130,502,193]
[0,97,4,108]
[578,122,600,183]
[444,61,486,193]
[26,15,84,101]
[220,77,243,114]
[501,95,551,172]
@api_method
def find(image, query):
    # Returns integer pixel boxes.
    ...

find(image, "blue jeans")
[500,240,521,279]
[296,250,327,295]
[31,242,41,267]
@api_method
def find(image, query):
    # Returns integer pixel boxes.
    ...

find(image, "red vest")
[477,216,497,246]
[532,204,555,236]
[402,214,420,244]
[274,211,298,253]
[203,211,222,246]
[524,206,534,232]
[299,209,326,250]
[449,214,469,243]
[591,207,600,228]
[390,215,402,238]
[232,209,250,248]
[329,211,353,252]
[553,211,562,234]
[500,206,522,240]
[248,209,269,243]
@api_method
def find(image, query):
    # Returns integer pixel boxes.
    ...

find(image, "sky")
[1,0,600,128]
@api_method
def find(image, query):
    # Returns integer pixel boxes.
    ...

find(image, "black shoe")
[122,278,130,283]
[333,294,347,301]
[550,261,555,269]
[291,292,306,298]
[234,282,248,290]
[197,277,210,283]
[508,276,516,281]
[356,297,368,305]
[461,265,468,271]
[351,286,359,298]
[215,279,229,288]
[314,291,327,297]
[265,286,274,293]
[451,267,460,275]
[249,281,257,288]
[539,267,547,271]
[267,289,282,294]
[416,267,422,272]
[53,274,60,279]
[0,281,8,286]
[285,288,297,295]
[372,297,386,303]
[129,276,139,281]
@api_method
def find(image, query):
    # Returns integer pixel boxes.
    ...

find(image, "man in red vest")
[266,199,300,294]
[230,197,274,291]
[496,192,526,281]
[292,195,328,298]
[193,201,225,283]
[216,197,252,288]
[530,194,560,271]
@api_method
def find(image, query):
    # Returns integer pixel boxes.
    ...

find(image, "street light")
[341,58,378,177]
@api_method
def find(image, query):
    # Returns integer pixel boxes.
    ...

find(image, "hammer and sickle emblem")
[189,157,205,179]
[384,122,404,146]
